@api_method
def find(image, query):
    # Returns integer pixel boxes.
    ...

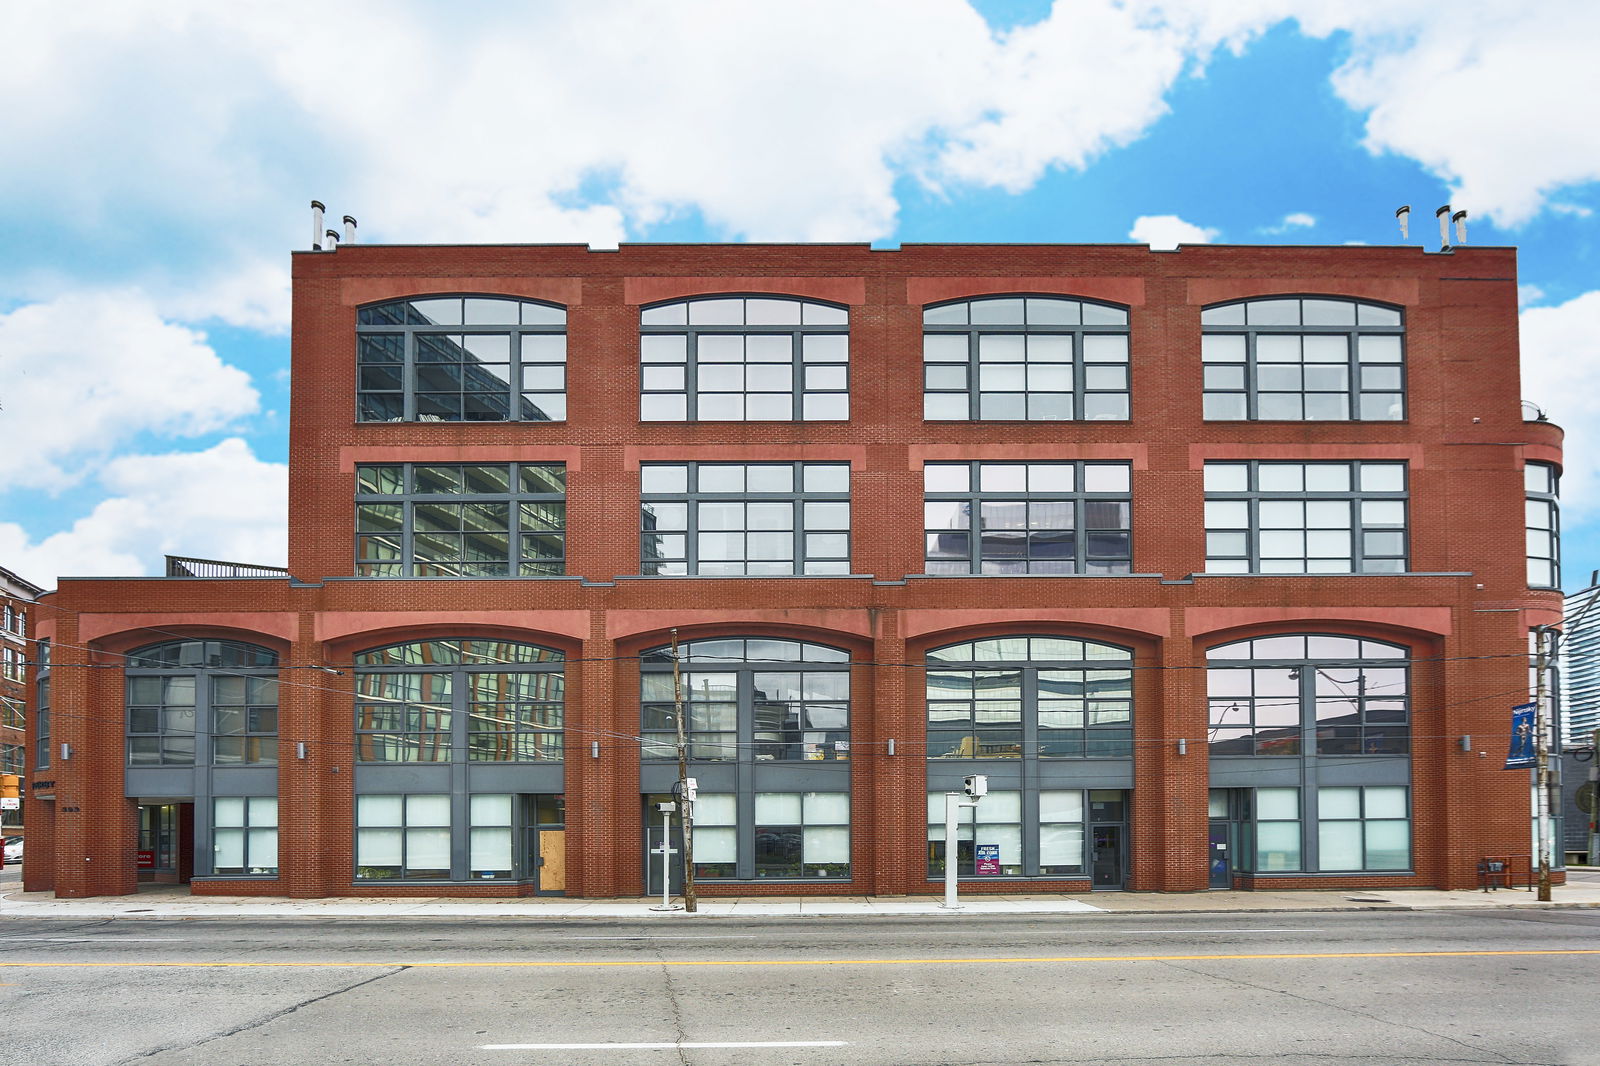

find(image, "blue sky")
[2,0,1597,590]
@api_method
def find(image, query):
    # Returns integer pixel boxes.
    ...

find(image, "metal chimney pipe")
[1395,205,1410,240]
[1435,204,1451,250]
[343,215,358,244]
[1452,210,1467,245]
[325,228,341,251]
[311,200,325,250]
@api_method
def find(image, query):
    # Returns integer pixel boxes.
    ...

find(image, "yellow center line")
[1,949,1599,969]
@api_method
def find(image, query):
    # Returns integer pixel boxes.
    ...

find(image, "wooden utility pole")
[671,628,696,912]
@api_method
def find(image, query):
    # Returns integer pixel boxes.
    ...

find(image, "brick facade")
[27,242,1563,898]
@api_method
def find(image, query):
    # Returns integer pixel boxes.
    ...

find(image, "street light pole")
[671,628,696,913]
[1534,626,1554,902]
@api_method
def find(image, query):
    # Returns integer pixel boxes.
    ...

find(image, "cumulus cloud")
[0,292,259,491]
[0,438,287,585]
[1263,212,1316,234]
[1520,291,1600,515]
[1129,214,1219,249]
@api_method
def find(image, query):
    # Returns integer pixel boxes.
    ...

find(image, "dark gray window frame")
[639,295,850,422]
[923,460,1133,575]
[1201,296,1406,422]
[34,640,49,771]
[1203,460,1408,574]
[1525,461,1560,588]
[640,461,850,576]
[354,639,567,765]
[356,295,568,423]
[639,637,854,883]
[922,295,1131,422]
[355,462,567,578]
[211,795,279,876]
[125,640,281,767]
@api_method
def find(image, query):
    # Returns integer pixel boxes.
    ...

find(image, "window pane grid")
[924,461,1131,575]
[640,297,849,422]
[1203,298,1404,422]
[923,297,1130,422]
[1524,462,1560,588]
[640,462,849,576]
[1204,461,1407,574]
[355,462,566,578]
[357,297,567,423]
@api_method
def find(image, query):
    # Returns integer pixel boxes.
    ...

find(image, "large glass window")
[1317,786,1410,871]
[640,296,849,421]
[355,462,565,577]
[34,640,49,771]
[641,637,850,762]
[357,296,566,422]
[1525,462,1560,588]
[1201,297,1404,421]
[924,461,1132,575]
[355,639,564,763]
[923,296,1130,421]
[641,462,850,576]
[926,636,1133,759]
[1204,461,1407,574]
[1207,635,1410,757]
[691,791,850,880]
[212,797,279,876]
[126,640,280,766]
[356,794,452,880]
[2,645,22,682]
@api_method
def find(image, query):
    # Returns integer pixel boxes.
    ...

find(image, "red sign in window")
[136,850,156,869]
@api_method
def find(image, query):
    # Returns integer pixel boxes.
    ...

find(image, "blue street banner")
[1505,703,1536,769]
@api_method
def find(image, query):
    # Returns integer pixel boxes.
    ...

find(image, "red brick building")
[28,240,1563,899]
[2,564,42,851]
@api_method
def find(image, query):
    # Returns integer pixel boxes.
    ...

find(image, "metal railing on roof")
[164,555,290,579]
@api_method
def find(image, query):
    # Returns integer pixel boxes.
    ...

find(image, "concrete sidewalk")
[4,869,1599,920]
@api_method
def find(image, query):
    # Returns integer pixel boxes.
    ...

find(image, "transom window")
[355,639,565,763]
[640,638,850,762]
[357,296,566,422]
[1207,635,1410,757]
[1204,461,1407,574]
[926,636,1133,759]
[1202,297,1404,421]
[640,296,849,421]
[126,640,280,766]
[924,461,1132,575]
[641,462,850,576]
[1525,462,1560,588]
[356,462,566,577]
[923,296,1130,421]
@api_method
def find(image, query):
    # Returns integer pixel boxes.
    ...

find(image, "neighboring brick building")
[2,564,43,849]
[29,240,1564,899]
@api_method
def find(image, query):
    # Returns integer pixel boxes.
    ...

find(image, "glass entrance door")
[136,803,181,883]
[1208,821,1233,887]
[1091,825,1123,887]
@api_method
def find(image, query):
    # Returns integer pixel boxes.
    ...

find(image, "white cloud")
[1518,285,1547,309]
[0,438,286,585]
[0,291,259,491]
[1129,214,1219,249]
[1520,290,1600,513]
[1265,212,1316,233]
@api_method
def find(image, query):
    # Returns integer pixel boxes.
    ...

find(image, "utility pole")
[1533,626,1554,902]
[671,628,696,912]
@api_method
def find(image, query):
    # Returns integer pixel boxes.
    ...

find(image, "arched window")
[126,640,280,767]
[640,296,849,421]
[1201,296,1404,421]
[926,636,1132,758]
[640,637,852,881]
[356,296,567,422]
[1205,634,1412,877]
[353,638,565,763]
[923,296,1130,421]
[924,635,1134,883]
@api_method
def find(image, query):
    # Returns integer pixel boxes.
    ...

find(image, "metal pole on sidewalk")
[1534,626,1553,902]
[942,792,961,909]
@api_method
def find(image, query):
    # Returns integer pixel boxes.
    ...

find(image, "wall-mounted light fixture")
[887,739,896,757]
[1459,735,1473,752]
[59,742,71,760]
[1177,738,1188,755]
[296,742,308,760]
[591,740,600,759]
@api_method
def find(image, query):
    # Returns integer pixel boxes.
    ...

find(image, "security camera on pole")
[941,775,987,909]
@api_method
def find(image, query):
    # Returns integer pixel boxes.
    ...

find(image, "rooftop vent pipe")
[1452,210,1468,245]
[325,228,341,251]
[1395,205,1410,240]
[311,200,326,250]
[1436,204,1452,250]
[343,215,358,244]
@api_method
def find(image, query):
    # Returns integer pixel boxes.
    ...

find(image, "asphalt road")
[3,909,1598,1066]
